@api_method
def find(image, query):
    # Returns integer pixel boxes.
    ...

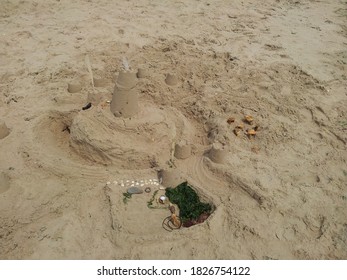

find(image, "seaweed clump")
[165,182,212,227]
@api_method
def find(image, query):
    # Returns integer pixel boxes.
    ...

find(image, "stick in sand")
[85,55,95,92]
[122,57,130,71]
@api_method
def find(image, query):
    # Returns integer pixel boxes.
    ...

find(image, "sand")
[0,0,346,260]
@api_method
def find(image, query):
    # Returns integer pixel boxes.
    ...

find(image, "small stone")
[145,187,151,193]
[127,187,143,194]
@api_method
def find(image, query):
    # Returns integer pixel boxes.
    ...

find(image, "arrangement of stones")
[106,178,161,194]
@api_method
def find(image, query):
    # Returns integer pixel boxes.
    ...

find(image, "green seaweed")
[122,192,132,204]
[147,190,159,209]
[165,182,212,222]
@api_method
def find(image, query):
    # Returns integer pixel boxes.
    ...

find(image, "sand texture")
[0,0,346,259]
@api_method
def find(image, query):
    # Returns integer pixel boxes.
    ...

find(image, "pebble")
[127,187,143,194]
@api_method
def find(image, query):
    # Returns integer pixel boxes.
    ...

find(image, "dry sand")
[0,0,346,259]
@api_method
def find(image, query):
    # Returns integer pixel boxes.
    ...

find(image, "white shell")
[159,195,166,203]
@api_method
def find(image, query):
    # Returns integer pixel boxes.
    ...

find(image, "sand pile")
[0,0,346,260]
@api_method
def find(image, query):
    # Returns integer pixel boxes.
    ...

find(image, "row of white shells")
[106,178,161,188]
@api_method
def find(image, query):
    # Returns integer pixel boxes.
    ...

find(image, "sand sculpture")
[136,68,147,78]
[158,169,185,188]
[110,71,139,118]
[0,122,10,139]
[174,140,191,159]
[165,73,178,86]
[0,172,10,194]
[93,76,108,87]
[67,81,82,93]
[207,143,227,164]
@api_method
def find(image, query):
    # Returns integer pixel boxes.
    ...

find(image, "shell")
[247,129,257,135]
[159,195,167,204]
[171,214,181,228]
[244,115,254,124]
[227,117,235,124]
[145,187,151,193]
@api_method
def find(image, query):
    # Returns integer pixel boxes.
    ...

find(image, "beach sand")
[0,0,346,259]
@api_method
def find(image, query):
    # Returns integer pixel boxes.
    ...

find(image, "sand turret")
[174,140,191,159]
[0,122,10,139]
[110,71,138,118]
[158,169,184,188]
[207,143,227,164]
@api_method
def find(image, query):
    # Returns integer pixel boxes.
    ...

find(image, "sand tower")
[110,71,138,118]
[207,143,227,164]
[0,122,10,139]
[158,169,185,188]
[165,73,178,86]
[174,140,191,159]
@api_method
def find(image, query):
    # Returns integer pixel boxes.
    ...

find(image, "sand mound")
[69,101,196,168]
